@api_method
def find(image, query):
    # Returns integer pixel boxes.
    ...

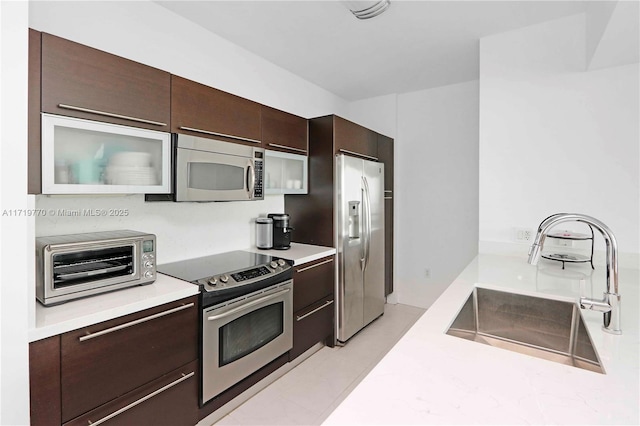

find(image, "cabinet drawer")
[60,296,198,422]
[63,360,198,426]
[41,33,170,131]
[291,297,335,360]
[261,105,308,154]
[293,256,335,312]
[171,75,261,145]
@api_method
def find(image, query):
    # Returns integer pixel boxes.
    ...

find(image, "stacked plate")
[105,152,157,186]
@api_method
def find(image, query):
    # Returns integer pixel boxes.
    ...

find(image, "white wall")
[587,1,639,71]
[0,1,31,424]
[347,94,398,138]
[28,0,350,261]
[394,81,479,309]
[585,0,617,68]
[35,195,284,263]
[479,14,640,265]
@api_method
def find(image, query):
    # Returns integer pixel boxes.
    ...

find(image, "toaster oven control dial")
[144,261,154,268]
[269,261,278,269]
[219,274,229,283]
[144,271,154,279]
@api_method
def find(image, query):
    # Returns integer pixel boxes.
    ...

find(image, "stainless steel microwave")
[174,134,264,202]
[36,230,156,305]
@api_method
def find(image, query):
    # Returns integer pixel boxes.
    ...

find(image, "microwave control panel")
[254,159,264,199]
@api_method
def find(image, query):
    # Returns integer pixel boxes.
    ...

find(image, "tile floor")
[210,303,425,426]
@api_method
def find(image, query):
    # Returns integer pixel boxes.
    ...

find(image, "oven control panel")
[198,258,291,293]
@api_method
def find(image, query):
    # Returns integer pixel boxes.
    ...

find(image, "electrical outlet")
[513,227,533,242]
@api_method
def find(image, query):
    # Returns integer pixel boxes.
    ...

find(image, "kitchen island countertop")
[324,253,640,425]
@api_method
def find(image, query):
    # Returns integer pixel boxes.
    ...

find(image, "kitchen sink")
[446,287,604,374]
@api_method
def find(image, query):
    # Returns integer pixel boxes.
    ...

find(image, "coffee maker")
[268,213,294,250]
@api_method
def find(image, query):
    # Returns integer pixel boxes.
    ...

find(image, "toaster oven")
[36,230,156,305]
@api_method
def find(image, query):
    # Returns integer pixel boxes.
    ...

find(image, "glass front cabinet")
[41,114,171,194]
[264,149,308,195]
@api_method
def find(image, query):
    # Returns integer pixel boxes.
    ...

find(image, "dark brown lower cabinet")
[290,256,335,361]
[29,336,61,426]
[63,361,198,426]
[29,296,199,426]
[291,296,335,360]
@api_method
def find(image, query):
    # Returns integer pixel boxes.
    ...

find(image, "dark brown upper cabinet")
[333,116,378,160]
[171,76,262,146]
[261,106,308,155]
[377,134,394,191]
[40,33,170,131]
[28,29,42,194]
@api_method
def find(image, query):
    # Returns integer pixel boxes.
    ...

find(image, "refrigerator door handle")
[362,176,372,271]
[360,183,366,271]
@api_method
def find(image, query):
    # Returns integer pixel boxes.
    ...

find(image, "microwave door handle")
[247,162,255,199]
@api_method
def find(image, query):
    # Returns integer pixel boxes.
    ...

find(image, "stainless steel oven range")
[157,251,293,405]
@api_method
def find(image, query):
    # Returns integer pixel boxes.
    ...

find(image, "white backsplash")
[35,194,285,264]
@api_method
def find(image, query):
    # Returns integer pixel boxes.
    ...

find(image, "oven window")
[188,162,244,191]
[219,302,284,367]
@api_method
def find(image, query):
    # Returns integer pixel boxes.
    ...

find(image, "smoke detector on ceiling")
[342,0,391,20]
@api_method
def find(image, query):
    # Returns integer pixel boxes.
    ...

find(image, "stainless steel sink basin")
[446,288,604,374]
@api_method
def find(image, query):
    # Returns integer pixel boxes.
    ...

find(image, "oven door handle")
[206,288,290,321]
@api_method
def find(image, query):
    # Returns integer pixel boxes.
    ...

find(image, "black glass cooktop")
[157,250,274,283]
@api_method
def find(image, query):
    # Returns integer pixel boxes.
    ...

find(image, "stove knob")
[220,274,229,283]
[277,259,286,267]
[208,277,218,286]
[269,261,278,269]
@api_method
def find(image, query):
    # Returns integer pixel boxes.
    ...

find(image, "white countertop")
[324,254,640,425]
[246,242,336,265]
[29,243,334,342]
[29,274,199,342]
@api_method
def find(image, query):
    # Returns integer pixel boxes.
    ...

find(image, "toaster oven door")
[41,242,140,304]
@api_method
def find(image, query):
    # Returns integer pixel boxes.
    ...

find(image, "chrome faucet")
[528,213,621,335]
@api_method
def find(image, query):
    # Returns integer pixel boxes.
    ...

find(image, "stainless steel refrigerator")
[335,154,385,343]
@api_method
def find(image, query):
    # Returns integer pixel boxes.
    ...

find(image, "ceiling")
[157,1,589,101]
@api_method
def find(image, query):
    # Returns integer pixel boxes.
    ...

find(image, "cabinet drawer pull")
[384,190,393,193]
[57,104,167,127]
[384,196,393,200]
[296,258,334,273]
[296,300,334,322]
[78,303,195,342]
[267,143,307,154]
[86,371,195,426]
[179,126,261,144]
[207,288,291,321]
[338,149,378,161]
